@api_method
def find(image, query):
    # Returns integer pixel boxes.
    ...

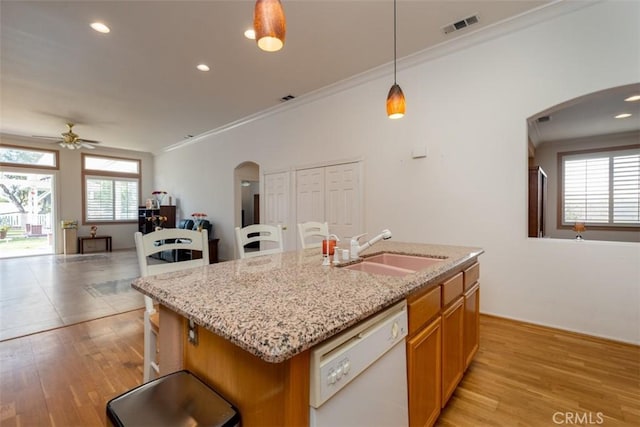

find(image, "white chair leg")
[143,310,158,383]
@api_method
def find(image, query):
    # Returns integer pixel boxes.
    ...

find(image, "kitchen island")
[132,241,483,426]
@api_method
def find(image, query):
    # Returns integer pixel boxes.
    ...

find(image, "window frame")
[557,145,640,231]
[0,143,59,170]
[81,153,141,225]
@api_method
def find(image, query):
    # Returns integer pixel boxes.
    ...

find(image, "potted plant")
[0,225,10,239]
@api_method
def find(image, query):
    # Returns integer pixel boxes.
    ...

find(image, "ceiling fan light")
[254,0,286,52]
[387,83,406,119]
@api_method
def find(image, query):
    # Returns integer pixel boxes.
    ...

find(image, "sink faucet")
[350,229,392,259]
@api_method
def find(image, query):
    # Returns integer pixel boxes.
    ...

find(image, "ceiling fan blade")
[81,143,96,150]
[32,135,62,140]
[77,138,100,144]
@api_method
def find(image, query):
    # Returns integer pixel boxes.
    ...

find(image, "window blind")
[86,177,138,222]
[562,150,640,226]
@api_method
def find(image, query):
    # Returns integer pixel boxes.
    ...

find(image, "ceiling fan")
[32,123,100,150]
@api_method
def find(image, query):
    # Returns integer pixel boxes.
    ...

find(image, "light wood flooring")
[0,312,638,426]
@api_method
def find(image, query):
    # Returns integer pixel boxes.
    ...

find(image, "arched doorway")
[233,161,260,231]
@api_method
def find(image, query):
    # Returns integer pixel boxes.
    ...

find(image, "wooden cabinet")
[407,316,441,427]
[463,262,480,370]
[138,206,176,234]
[407,262,481,425]
[463,282,480,370]
[529,166,547,237]
[441,296,464,407]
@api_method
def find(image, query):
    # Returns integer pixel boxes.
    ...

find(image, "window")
[0,144,58,169]
[82,154,141,224]
[559,146,640,228]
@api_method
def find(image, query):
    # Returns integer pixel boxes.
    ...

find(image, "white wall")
[0,135,155,252]
[155,1,640,344]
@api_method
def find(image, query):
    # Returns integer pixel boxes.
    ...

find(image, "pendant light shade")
[386,83,406,119]
[386,0,405,119]
[254,0,286,52]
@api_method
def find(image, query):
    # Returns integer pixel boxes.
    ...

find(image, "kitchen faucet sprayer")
[350,229,392,259]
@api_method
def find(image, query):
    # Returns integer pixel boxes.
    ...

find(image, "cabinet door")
[441,296,464,407]
[463,282,480,371]
[407,317,441,427]
[159,205,176,228]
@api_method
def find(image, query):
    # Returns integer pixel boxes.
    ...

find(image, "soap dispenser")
[350,233,367,259]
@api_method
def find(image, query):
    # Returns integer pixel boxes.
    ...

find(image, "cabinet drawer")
[408,286,441,336]
[464,263,479,291]
[441,272,463,306]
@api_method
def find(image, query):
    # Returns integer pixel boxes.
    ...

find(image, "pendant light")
[254,0,286,52]
[386,0,405,119]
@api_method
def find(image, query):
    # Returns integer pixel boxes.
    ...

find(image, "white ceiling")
[1,0,552,154]
[528,83,640,146]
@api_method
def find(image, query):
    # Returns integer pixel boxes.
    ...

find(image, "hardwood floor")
[438,315,640,427]
[0,310,143,427]
[0,312,638,426]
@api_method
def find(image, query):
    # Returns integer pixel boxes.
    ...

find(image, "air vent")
[537,115,552,123]
[280,94,295,102]
[442,14,480,35]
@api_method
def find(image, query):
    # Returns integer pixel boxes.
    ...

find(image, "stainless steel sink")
[340,253,445,277]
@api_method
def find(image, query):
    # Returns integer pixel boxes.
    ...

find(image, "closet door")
[296,167,325,226]
[264,171,292,250]
[325,163,361,240]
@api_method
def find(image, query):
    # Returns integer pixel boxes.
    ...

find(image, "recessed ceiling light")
[615,113,632,119]
[196,64,210,72]
[244,29,256,40]
[624,95,640,102]
[90,22,110,34]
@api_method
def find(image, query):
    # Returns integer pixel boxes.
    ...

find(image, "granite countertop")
[131,241,483,363]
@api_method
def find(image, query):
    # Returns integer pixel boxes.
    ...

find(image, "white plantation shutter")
[562,148,640,226]
[86,177,138,222]
[613,154,640,223]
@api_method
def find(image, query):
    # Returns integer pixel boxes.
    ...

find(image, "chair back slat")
[297,221,329,249]
[234,224,284,259]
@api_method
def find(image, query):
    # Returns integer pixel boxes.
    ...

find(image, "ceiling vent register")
[442,14,479,35]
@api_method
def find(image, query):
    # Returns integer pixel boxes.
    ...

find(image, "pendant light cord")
[393,0,397,85]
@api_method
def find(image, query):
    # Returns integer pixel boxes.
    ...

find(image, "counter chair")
[297,221,329,249]
[234,224,283,259]
[134,228,209,383]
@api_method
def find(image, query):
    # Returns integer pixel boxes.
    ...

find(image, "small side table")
[78,235,112,254]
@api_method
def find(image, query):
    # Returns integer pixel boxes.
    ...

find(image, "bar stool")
[106,370,240,427]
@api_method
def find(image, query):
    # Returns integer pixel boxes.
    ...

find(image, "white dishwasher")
[309,300,408,427]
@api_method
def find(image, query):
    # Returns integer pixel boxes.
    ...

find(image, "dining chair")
[297,221,329,249]
[134,228,209,382]
[234,224,284,259]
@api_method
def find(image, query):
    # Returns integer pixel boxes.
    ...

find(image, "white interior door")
[296,168,326,247]
[325,163,362,240]
[264,171,293,250]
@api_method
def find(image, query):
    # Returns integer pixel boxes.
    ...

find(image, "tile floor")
[0,249,144,341]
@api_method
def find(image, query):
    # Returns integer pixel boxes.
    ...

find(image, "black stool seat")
[107,370,239,427]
